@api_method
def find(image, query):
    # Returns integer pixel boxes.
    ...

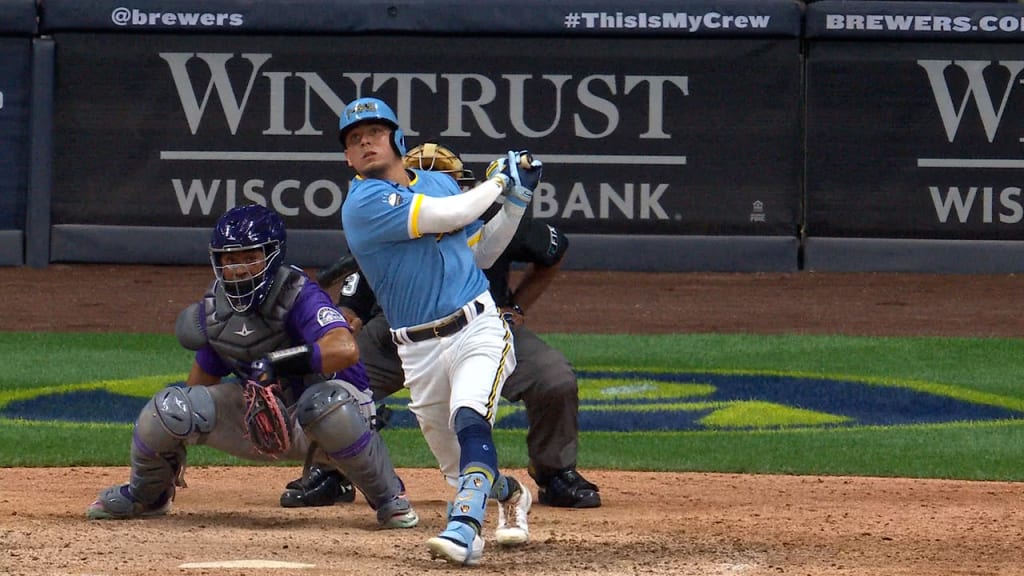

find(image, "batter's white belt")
[394,300,486,344]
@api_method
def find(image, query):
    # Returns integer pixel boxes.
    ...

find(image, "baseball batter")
[337,97,541,565]
[285,143,600,510]
[85,205,417,530]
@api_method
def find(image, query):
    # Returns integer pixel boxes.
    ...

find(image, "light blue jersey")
[342,169,490,328]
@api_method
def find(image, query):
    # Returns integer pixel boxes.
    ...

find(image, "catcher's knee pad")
[295,381,369,456]
[136,386,216,451]
[129,386,212,505]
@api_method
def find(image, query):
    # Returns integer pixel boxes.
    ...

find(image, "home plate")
[179,560,316,569]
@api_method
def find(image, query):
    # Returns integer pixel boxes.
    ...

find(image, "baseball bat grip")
[518,153,534,170]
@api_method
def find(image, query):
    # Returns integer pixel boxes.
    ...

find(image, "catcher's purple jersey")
[195,280,370,394]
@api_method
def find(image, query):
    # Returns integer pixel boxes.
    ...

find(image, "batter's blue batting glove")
[508,150,543,192]
[486,151,543,208]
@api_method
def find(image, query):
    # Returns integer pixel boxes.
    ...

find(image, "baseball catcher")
[86,204,418,530]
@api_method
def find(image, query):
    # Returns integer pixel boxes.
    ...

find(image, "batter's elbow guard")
[539,224,569,267]
[175,302,208,351]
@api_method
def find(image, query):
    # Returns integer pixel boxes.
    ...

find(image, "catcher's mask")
[338,97,406,156]
[209,204,287,314]
[403,142,477,186]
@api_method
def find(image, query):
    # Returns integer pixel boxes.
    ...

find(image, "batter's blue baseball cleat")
[427,520,485,566]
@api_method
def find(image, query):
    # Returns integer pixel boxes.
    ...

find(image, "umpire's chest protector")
[204,267,305,365]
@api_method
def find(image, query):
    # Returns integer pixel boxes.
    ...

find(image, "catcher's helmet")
[209,204,287,313]
[338,97,406,156]
[403,142,476,185]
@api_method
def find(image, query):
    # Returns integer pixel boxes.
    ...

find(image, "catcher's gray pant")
[359,313,580,483]
[128,379,406,510]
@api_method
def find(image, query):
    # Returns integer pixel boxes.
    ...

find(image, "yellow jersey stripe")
[409,194,425,238]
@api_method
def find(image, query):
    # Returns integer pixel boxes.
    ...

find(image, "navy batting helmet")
[209,204,287,313]
[338,97,406,156]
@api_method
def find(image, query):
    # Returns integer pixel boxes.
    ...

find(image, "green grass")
[2,331,1023,481]
[549,333,1024,398]
[3,332,192,389]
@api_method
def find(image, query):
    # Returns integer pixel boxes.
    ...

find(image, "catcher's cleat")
[537,468,601,508]
[382,508,420,529]
[427,521,485,566]
[376,494,420,529]
[280,465,356,508]
[86,484,173,520]
[494,477,532,546]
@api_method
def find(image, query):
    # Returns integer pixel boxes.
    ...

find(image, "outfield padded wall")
[37,0,803,272]
[0,0,35,265]
[803,1,1024,272]
[12,0,1024,272]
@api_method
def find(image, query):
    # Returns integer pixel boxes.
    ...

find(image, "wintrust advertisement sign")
[806,2,1024,240]
[52,33,801,236]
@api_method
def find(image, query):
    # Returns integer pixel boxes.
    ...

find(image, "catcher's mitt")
[242,379,292,456]
[403,142,476,184]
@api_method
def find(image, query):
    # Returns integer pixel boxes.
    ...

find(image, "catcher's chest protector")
[204,266,305,365]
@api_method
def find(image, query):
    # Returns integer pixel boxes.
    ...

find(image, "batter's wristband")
[267,343,321,376]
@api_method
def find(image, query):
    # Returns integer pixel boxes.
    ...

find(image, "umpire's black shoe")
[537,468,602,508]
[279,465,356,508]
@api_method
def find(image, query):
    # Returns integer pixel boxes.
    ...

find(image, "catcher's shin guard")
[128,386,214,505]
[295,381,406,509]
